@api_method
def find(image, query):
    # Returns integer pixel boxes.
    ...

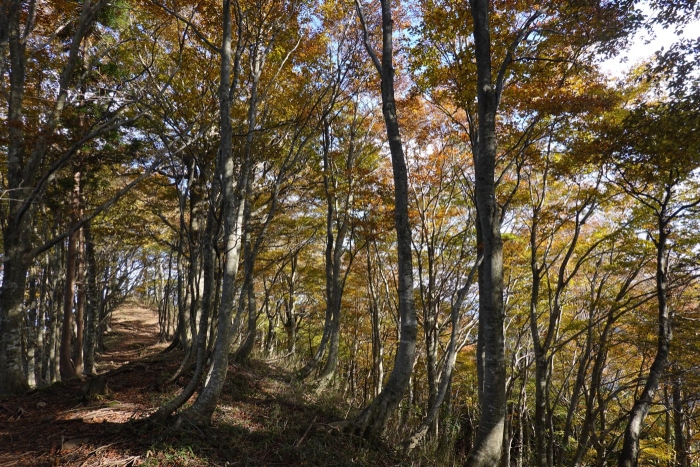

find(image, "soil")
[0,302,401,467]
[0,302,171,466]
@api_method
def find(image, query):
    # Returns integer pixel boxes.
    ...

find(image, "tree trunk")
[233,272,258,362]
[0,0,107,394]
[26,272,39,389]
[672,376,687,467]
[465,1,507,464]
[178,0,246,425]
[83,222,99,374]
[233,193,257,363]
[37,256,50,386]
[367,247,384,398]
[0,0,31,395]
[151,202,216,423]
[619,218,671,467]
[284,253,298,354]
[60,171,82,380]
[187,159,207,352]
[351,0,417,439]
[47,255,64,384]
[74,224,86,376]
[402,261,479,453]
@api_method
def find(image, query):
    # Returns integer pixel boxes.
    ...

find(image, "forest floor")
[0,302,407,466]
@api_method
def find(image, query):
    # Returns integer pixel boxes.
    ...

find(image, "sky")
[599,9,700,78]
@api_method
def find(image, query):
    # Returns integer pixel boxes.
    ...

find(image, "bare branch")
[354,0,382,76]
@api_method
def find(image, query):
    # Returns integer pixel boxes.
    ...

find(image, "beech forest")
[1,1,700,466]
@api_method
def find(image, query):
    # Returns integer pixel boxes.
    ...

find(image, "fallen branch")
[294,416,317,448]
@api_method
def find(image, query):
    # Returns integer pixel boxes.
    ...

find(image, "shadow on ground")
[0,302,404,466]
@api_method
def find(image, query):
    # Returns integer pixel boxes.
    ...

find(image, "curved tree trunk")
[350,0,417,439]
[151,203,216,423]
[177,0,247,425]
[619,217,671,467]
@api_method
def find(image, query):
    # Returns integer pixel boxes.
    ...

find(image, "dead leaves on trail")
[0,303,401,466]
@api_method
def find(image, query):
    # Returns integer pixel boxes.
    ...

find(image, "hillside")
[0,303,404,467]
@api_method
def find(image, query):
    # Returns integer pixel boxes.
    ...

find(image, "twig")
[100,455,140,466]
[294,416,317,448]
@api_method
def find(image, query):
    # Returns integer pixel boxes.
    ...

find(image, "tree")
[605,95,700,467]
[0,0,151,393]
[350,0,417,439]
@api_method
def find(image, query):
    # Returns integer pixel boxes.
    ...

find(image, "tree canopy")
[2,0,700,466]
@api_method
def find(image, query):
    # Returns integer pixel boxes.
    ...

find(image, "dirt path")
[96,301,166,373]
[0,302,403,467]
[0,302,173,467]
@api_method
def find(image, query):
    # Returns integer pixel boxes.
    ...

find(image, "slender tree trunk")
[561,299,596,466]
[60,171,82,380]
[187,161,207,351]
[178,0,246,425]
[97,266,111,350]
[516,368,528,467]
[152,203,216,422]
[620,218,671,467]
[233,271,258,362]
[284,253,298,354]
[673,376,687,467]
[351,0,417,439]
[74,225,86,376]
[83,222,99,374]
[297,308,332,378]
[37,256,50,386]
[47,254,64,384]
[233,197,257,363]
[367,248,384,398]
[415,240,438,434]
[26,272,39,388]
[529,209,548,467]
[317,118,356,382]
[171,233,188,350]
[402,261,479,453]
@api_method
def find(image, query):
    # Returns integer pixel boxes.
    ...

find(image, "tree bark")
[151,202,216,423]
[233,183,257,363]
[74,224,86,376]
[465,1,507,464]
[26,272,39,388]
[284,253,299,354]
[60,171,82,380]
[0,0,108,393]
[83,222,99,374]
[178,0,246,425]
[402,259,480,453]
[0,0,32,395]
[672,376,687,467]
[367,245,384,398]
[317,118,356,382]
[351,0,417,439]
[619,215,672,467]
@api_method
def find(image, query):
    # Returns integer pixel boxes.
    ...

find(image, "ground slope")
[0,302,404,467]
